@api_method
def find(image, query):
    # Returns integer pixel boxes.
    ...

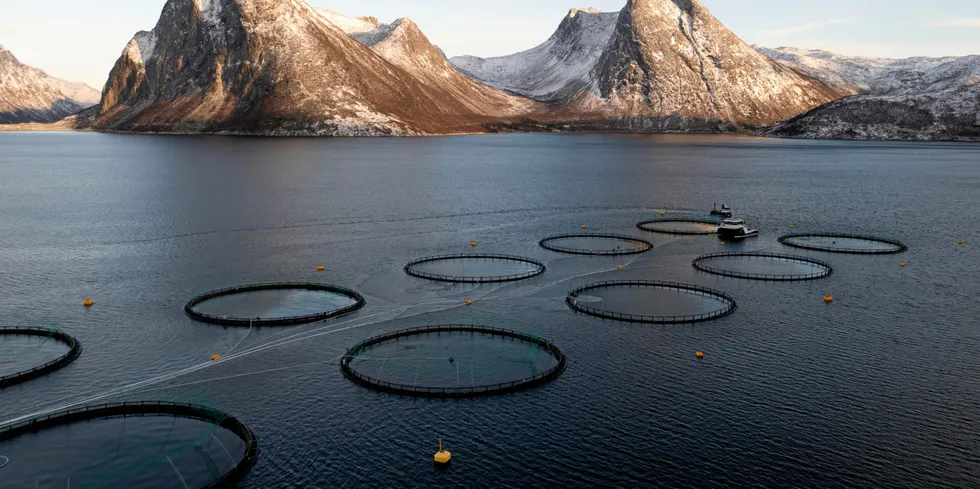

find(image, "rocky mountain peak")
[0,44,100,123]
[580,0,849,128]
[568,7,601,18]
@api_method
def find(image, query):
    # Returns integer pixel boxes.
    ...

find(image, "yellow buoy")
[659,210,666,216]
[616,265,623,269]
[696,351,704,359]
[720,242,726,245]
[824,295,834,303]
[83,297,94,307]
[316,265,325,271]
[790,224,797,229]
[464,299,472,305]
[958,239,965,245]
[434,439,451,465]
[581,224,587,229]
[899,262,906,268]
[211,354,221,361]
[470,241,478,247]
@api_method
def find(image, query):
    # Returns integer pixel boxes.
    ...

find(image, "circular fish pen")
[636,218,720,235]
[0,328,81,389]
[341,325,566,398]
[185,282,365,326]
[566,280,737,324]
[0,402,258,488]
[404,254,546,283]
[538,233,653,256]
[692,252,834,281]
[778,233,908,254]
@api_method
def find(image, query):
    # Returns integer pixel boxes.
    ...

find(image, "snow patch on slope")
[757,46,980,95]
[315,8,381,35]
[449,8,619,102]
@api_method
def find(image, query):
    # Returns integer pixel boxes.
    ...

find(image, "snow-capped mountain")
[757,47,980,140]
[758,47,980,95]
[449,8,619,103]
[576,0,847,129]
[89,0,529,135]
[450,1,848,131]
[758,85,980,141]
[0,44,100,124]
[317,11,537,117]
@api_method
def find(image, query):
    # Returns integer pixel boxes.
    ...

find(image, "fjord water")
[0,132,977,488]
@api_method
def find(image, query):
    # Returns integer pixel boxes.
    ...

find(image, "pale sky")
[1,0,979,89]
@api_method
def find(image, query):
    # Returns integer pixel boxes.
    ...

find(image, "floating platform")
[692,252,834,281]
[778,233,908,255]
[184,282,366,327]
[0,328,81,389]
[404,254,546,283]
[538,233,653,256]
[341,325,566,398]
[566,280,738,324]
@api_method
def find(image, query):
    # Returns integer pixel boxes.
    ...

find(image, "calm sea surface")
[0,132,977,488]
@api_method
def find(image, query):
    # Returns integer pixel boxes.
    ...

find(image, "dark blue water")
[0,132,978,488]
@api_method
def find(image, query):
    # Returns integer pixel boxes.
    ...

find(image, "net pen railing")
[566,280,738,324]
[0,401,259,489]
[184,282,366,326]
[692,252,834,281]
[404,254,546,283]
[538,233,653,256]
[340,325,566,398]
[777,233,908,255]
[0,327,82,388]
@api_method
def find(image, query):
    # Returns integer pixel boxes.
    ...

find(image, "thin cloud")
[927,18,980,27]
[760,17,856,37]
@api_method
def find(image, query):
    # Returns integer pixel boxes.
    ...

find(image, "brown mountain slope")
[89,0,528,135]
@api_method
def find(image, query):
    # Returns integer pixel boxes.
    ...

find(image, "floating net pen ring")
[0,401,259,488]
[0,328,82,389]
[636,218,720,235]
[692,252,834,281]
[184,282,366,327]
[403,254,546,283]
[341,325,566,398]
[538,233,654,256]
[566,280,738,324]
[777,233,908,255]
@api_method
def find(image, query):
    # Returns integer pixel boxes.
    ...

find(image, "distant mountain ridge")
[86,0,536,136]
[757,47,980,140]
[0,44,101,124]
[32,0,978,140]
[451,1,849,131]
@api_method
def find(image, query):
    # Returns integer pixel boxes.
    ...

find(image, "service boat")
[717,218,759,239]
[711,203,734,218]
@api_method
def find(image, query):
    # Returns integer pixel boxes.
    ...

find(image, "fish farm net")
[538,233,653,256]
[341,325,566,398]
[778,233,908,254]
[0,402,258,489]
[566,280,737,324]
[404,254,546,283]
[636,218,720,235]
[184,282,365,326]
[692,252,834,281]
[0,328,81,389]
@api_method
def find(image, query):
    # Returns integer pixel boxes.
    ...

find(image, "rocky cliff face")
[758,47,980,140]
[449,8,620,103]
[570,0,849,130]
[0,45,100,124]
[320,13,536,116]
[91,0,526,135]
